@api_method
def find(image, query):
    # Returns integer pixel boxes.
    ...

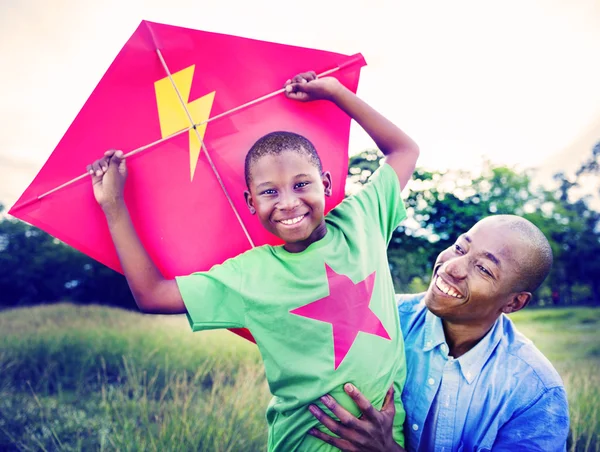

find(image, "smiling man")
[308,215,570,451]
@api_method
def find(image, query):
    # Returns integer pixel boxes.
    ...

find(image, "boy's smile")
[244,150,332,253]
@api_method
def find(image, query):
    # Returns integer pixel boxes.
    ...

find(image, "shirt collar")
[423,310,505,384]
[423,309,446,352]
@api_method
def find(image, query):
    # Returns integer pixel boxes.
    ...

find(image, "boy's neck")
[283,221,328,253]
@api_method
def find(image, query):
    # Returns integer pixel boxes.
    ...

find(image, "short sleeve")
[175,257,246,331]
[348,163,407,243]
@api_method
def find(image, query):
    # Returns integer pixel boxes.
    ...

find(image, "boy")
[88,71,419,450]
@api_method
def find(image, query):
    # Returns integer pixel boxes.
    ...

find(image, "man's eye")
[477,265,491,276]
[454,244,464,255]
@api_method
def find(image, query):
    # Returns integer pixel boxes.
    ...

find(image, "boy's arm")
[285,72,419,189]
[88,150,185,314]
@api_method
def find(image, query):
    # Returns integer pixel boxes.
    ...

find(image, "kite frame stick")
[11,57,358,213]
[193,65,341,129]
[155,48,256,248]
[11,127,192,211]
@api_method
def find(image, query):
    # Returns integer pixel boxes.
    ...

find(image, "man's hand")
[307,383,405,452]
[87,150,127,211]
[284,71,343,102]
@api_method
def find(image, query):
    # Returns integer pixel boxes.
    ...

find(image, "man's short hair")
[244,131,323,187]
[485,215,553,293]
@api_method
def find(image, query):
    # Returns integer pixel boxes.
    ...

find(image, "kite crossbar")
[10,127,192,212]
[195,65,345,129]
[10,53,363,216]
[186,53,365,130]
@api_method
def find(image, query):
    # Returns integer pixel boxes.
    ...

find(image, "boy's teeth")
[435,276,463,299]
[280,215,304,225]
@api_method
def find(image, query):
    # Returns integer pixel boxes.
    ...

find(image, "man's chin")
[423,286,465,317]
[423,294,447,319]
[423,288,436,310]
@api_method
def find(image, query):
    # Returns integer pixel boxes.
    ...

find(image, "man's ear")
[502,292,532,314]
[322,171,333,197]
[244,190,256,214]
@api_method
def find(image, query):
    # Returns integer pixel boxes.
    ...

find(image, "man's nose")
[443,256,468,280]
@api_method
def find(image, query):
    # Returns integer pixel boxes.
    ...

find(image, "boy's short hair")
[244,131,323,187]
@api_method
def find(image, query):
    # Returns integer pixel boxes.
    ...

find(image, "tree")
[0,204,134,308]
[347,149,600,305]
[3,143,599,308]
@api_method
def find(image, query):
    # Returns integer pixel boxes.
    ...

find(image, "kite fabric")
[10,21,366,342]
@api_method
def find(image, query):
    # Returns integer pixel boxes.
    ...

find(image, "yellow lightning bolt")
[154,65,215,180]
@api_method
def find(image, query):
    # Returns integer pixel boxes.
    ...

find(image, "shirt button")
[412,424,419,431]
[428,378,435,385]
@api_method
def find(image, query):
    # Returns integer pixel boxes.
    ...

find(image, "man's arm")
[307,383,405,452]
[492,386,570,452]
[285,72,420,190]
[88,150,185,314]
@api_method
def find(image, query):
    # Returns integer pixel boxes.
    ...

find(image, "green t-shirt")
[177,163,407,451]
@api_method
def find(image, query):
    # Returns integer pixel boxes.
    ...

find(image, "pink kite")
[10,21,366,341]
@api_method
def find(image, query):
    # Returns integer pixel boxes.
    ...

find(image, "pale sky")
[1,0,600,208]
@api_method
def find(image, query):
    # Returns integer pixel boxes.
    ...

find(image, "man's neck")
[441,318,497,358]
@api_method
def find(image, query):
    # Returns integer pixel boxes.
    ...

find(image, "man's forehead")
[461,223,526,266]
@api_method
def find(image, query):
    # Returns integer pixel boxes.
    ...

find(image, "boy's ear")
[322,171,333,197]
[244,190,256,214]
[502,292,531,314]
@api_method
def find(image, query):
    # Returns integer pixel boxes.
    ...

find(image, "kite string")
[11,63,345,212]
[155,49,256,249]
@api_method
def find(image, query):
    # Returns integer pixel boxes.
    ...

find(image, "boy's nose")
[277,192,300,210]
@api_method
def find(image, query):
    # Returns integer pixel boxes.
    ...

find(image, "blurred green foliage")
[1,143,599,307]
[349,143,600,306]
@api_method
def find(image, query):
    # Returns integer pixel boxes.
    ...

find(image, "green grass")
[0,304,598,451]
[0,304,270,451]
[510,307,600,452]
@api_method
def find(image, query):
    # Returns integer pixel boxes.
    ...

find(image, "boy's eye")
[454,244,464,255]
[261,189,277,195]
[295,182,309,189]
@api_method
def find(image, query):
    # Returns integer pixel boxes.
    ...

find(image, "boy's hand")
[87,150,127,211]
[284,71,343,102]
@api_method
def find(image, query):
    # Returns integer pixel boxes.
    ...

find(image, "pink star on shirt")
[290,263,391,370]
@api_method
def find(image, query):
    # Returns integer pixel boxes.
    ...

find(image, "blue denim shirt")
[397,293,569,452]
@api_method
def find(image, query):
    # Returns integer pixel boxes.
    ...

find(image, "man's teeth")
[280,215,305,225]
[435,276,464,298]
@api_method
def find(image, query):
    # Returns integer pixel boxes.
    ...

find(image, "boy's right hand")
[284,71,343,102]
[87,150,127,210]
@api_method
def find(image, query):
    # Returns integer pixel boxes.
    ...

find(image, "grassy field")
[0,304,598,451]
[510,307,599,452]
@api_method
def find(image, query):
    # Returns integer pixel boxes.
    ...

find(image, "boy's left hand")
[284,71,342,102]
